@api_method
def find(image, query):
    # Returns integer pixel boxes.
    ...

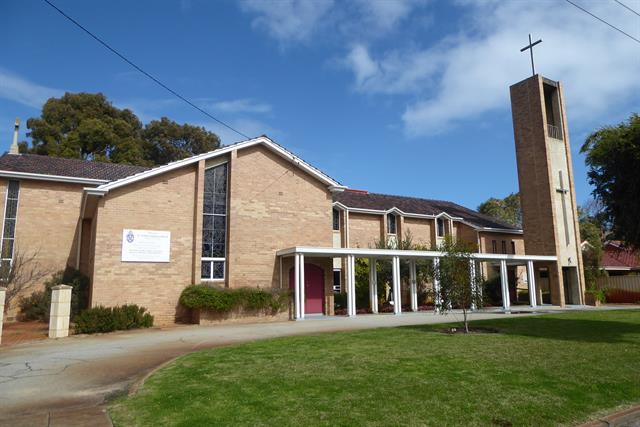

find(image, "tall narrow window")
[437,217,445,237]
[501,240,507,254]
[491,240,497,253]
[511,241,516,254]
[1,180,20,270]
[201,164,227,280]
[387,214,397,234]
[332,208,340,231]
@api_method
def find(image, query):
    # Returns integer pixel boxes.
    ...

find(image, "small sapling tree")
[432,237,484,333]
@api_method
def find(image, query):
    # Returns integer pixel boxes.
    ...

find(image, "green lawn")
[110,310,640,426]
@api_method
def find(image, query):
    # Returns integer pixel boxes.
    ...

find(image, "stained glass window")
[201,164,227,280]
[387,214,396,234]
[1,180,19,268]
[332,209,340,231]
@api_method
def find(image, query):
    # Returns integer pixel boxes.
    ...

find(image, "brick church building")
[0,74,585,324]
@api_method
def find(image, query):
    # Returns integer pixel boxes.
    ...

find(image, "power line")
[564,0,640,44]
[42,0,251,140]
[614,0,640,17]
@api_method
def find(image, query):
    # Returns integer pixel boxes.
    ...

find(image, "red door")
[289,263,325,314]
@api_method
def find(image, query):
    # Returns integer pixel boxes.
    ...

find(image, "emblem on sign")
[126,230,135,243]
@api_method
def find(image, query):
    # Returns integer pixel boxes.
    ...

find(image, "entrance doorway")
[562,266,580,305]
[289,263,325,314]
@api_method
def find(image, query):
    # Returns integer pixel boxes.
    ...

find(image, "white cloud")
[353,0,428,33]
[0,69,63,109]
[209,98,272,114]
[239,0,334,44]
[345,44,380,87]
[345,44,444,94]
[342,1,640,136]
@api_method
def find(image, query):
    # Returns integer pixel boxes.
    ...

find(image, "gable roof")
[0,153,148,184]
[333,190,521,232]
[87,136,345,195]
[602,241,640,270]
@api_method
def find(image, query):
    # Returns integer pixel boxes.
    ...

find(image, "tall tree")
[24,92,149,165]
[142,117,221,165]
[477,192,522,228]
[581,113,640,248]
[21,93,222,166]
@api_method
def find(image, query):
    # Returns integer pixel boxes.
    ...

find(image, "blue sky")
[1,0,638,210]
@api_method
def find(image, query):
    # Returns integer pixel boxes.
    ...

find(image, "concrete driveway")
[0,307,597,426]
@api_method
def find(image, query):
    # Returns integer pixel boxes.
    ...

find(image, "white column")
[470,260,477,311]
[346,255,356,316]
[500,259,511,311]
[299,254,305,319]
[294,254,301,319]
[279,256,283,289]
[433,257,441,313]
[0,288,5,345]
[392,256,401,315]
[527,260,537,307]
[49,285,72,339]
[369,258,378,314]
[409,259,418,312]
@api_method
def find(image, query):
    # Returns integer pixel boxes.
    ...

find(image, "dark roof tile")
[0,153,148,182]
[334,190,519,231]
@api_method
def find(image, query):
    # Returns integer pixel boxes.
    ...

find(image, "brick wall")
[0,178,85,317]
[348,213,383,248]
[90,166,197,324]
[403,217,433,247]
[227,145,334,289]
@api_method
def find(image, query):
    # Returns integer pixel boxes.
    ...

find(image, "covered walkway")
[277,246,558,320]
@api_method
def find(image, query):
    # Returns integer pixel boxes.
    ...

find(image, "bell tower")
[510,75,585,306]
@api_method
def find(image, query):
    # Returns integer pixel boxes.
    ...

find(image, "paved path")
[0,306,621,425]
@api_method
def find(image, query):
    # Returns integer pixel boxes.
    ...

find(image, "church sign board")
[121,229,171,263]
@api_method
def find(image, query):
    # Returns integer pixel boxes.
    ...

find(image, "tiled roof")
[0,153,149,182]
[334,190,520,231]
[602,241,640,269]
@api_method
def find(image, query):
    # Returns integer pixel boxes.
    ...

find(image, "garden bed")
[192,307,289,325]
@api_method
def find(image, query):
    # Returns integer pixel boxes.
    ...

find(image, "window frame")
[436,217,445,238]
[387,213,397,235]
[491,240,497,253]
[201,163,228,282]
[332,208,340,231]
[501,240,507,254]
[1,180,20,270]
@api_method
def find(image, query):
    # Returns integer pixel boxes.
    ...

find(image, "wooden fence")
[596,275,640,303]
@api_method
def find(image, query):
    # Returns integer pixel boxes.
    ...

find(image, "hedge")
[19,268,90,321]
[75,304,154,334]
[179,285,290,314]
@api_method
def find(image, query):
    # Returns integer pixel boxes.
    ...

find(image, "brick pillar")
[0,288,5,345]
[49,285,72,339]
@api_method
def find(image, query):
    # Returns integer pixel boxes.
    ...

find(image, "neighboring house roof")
[602,241,640,270]
[0,153,148,184]
[88,136,345,195]
[333,190,521,232]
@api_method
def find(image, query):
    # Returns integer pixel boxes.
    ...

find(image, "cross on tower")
[520,34,542,76]
[556,171,571,246]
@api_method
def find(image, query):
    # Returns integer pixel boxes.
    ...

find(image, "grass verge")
[110,310,640,426]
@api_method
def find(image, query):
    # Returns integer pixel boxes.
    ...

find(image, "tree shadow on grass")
[401,314,640,344]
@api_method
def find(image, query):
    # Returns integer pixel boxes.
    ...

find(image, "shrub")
[179,285,290,314]
[333,293,347,310]
[19,268,90,321]
[75,304,153,334]
[482,276,502,306]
